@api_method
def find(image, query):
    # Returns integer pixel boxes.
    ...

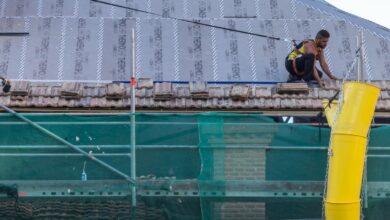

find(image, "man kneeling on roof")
[285,29,337,87]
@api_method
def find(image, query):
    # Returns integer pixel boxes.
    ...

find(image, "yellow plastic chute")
[322,100,338,127]
[324,82,380,220]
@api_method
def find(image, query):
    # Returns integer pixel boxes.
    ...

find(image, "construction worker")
[285,29,337,87]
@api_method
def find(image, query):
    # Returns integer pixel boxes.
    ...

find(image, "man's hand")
[318,80,326,88]
[329,74,338,80]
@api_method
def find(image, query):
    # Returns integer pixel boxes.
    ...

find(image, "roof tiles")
[0,79,389,111]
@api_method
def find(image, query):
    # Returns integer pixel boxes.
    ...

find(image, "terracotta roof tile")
[154,82,173,100]
[176,86,190,98]
[47,97,60,107]
[380,91,389,99]
[209,87,225,98]
[254,87,272,98]
[137,78,153,89]
[10,81,30,96]
[268,98,281,109]
[30,97,40,107]
[83,86,102,97]
[383,82,390,90]
[383,100,390,111]
[0,96,10,105]
[135,88,153,98]
[280,99,294,109]
[30,86,46,96]
[223,87,231,98]
[251,98,277,109]
[377,100,387,111]
[135,88,146,98]
[312,99,323,109]
[80,97,92,108]
[323,80,341,90]
[60,82,82,98]
[123,99,130,108]
[106,83,125,99]
[58,98,70,107]
[189,82,208,95]
[136,98,149,108]
[276,83,309,94]
[248,87,256,98]
[308,88,320,98]
[10,99,27,107]
[50,87,61,97]
[318,89,338,99]
[125,86,131,97]
[97,87,107,97]
[10,95,27,101]
[272,91,303,99]
[90,98,106,108]
[232,100,249,109]
[175,98,187,109]
[230,84,250,100]
[104,99,120,108]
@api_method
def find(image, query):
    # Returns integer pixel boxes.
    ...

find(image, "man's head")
[315,29,330,49]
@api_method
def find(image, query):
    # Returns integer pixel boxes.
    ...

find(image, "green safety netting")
[0,112,389,219]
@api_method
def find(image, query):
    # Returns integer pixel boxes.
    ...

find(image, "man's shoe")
[287,74,305,83]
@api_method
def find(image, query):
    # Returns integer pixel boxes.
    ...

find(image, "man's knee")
[305,53,315,61]
[303,53,316,68]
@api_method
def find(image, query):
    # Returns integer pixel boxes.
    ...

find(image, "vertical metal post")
[364,165,368,209]
[131,28,137,207]
[357,31,364,81]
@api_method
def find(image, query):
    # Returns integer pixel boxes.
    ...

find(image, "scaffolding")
[0,112,389,219]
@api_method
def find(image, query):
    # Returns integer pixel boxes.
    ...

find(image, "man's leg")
[305,68,323,81]
[285,59,301,82]
[294,54,316,82]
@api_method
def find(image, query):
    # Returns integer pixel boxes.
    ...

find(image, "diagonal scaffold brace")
[0,103,136,185]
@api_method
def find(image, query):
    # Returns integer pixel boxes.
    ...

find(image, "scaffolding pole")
[130,28,137,207]
[357,31,364,81]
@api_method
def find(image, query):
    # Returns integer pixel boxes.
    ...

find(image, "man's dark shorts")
[285,54,323,82]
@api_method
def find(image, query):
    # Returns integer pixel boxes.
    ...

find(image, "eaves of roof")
[1,79,390,112]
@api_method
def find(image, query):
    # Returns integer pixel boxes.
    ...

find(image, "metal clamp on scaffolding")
[0,76,11,93]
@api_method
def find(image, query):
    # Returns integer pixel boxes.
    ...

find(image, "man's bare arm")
[313,67,325,87]
[318,52,337,79]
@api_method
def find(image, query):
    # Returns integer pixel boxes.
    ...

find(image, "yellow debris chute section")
[321,100,338,128]
[324,82,380,220]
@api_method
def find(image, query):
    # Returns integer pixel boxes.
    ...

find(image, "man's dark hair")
[316,29,330,39]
